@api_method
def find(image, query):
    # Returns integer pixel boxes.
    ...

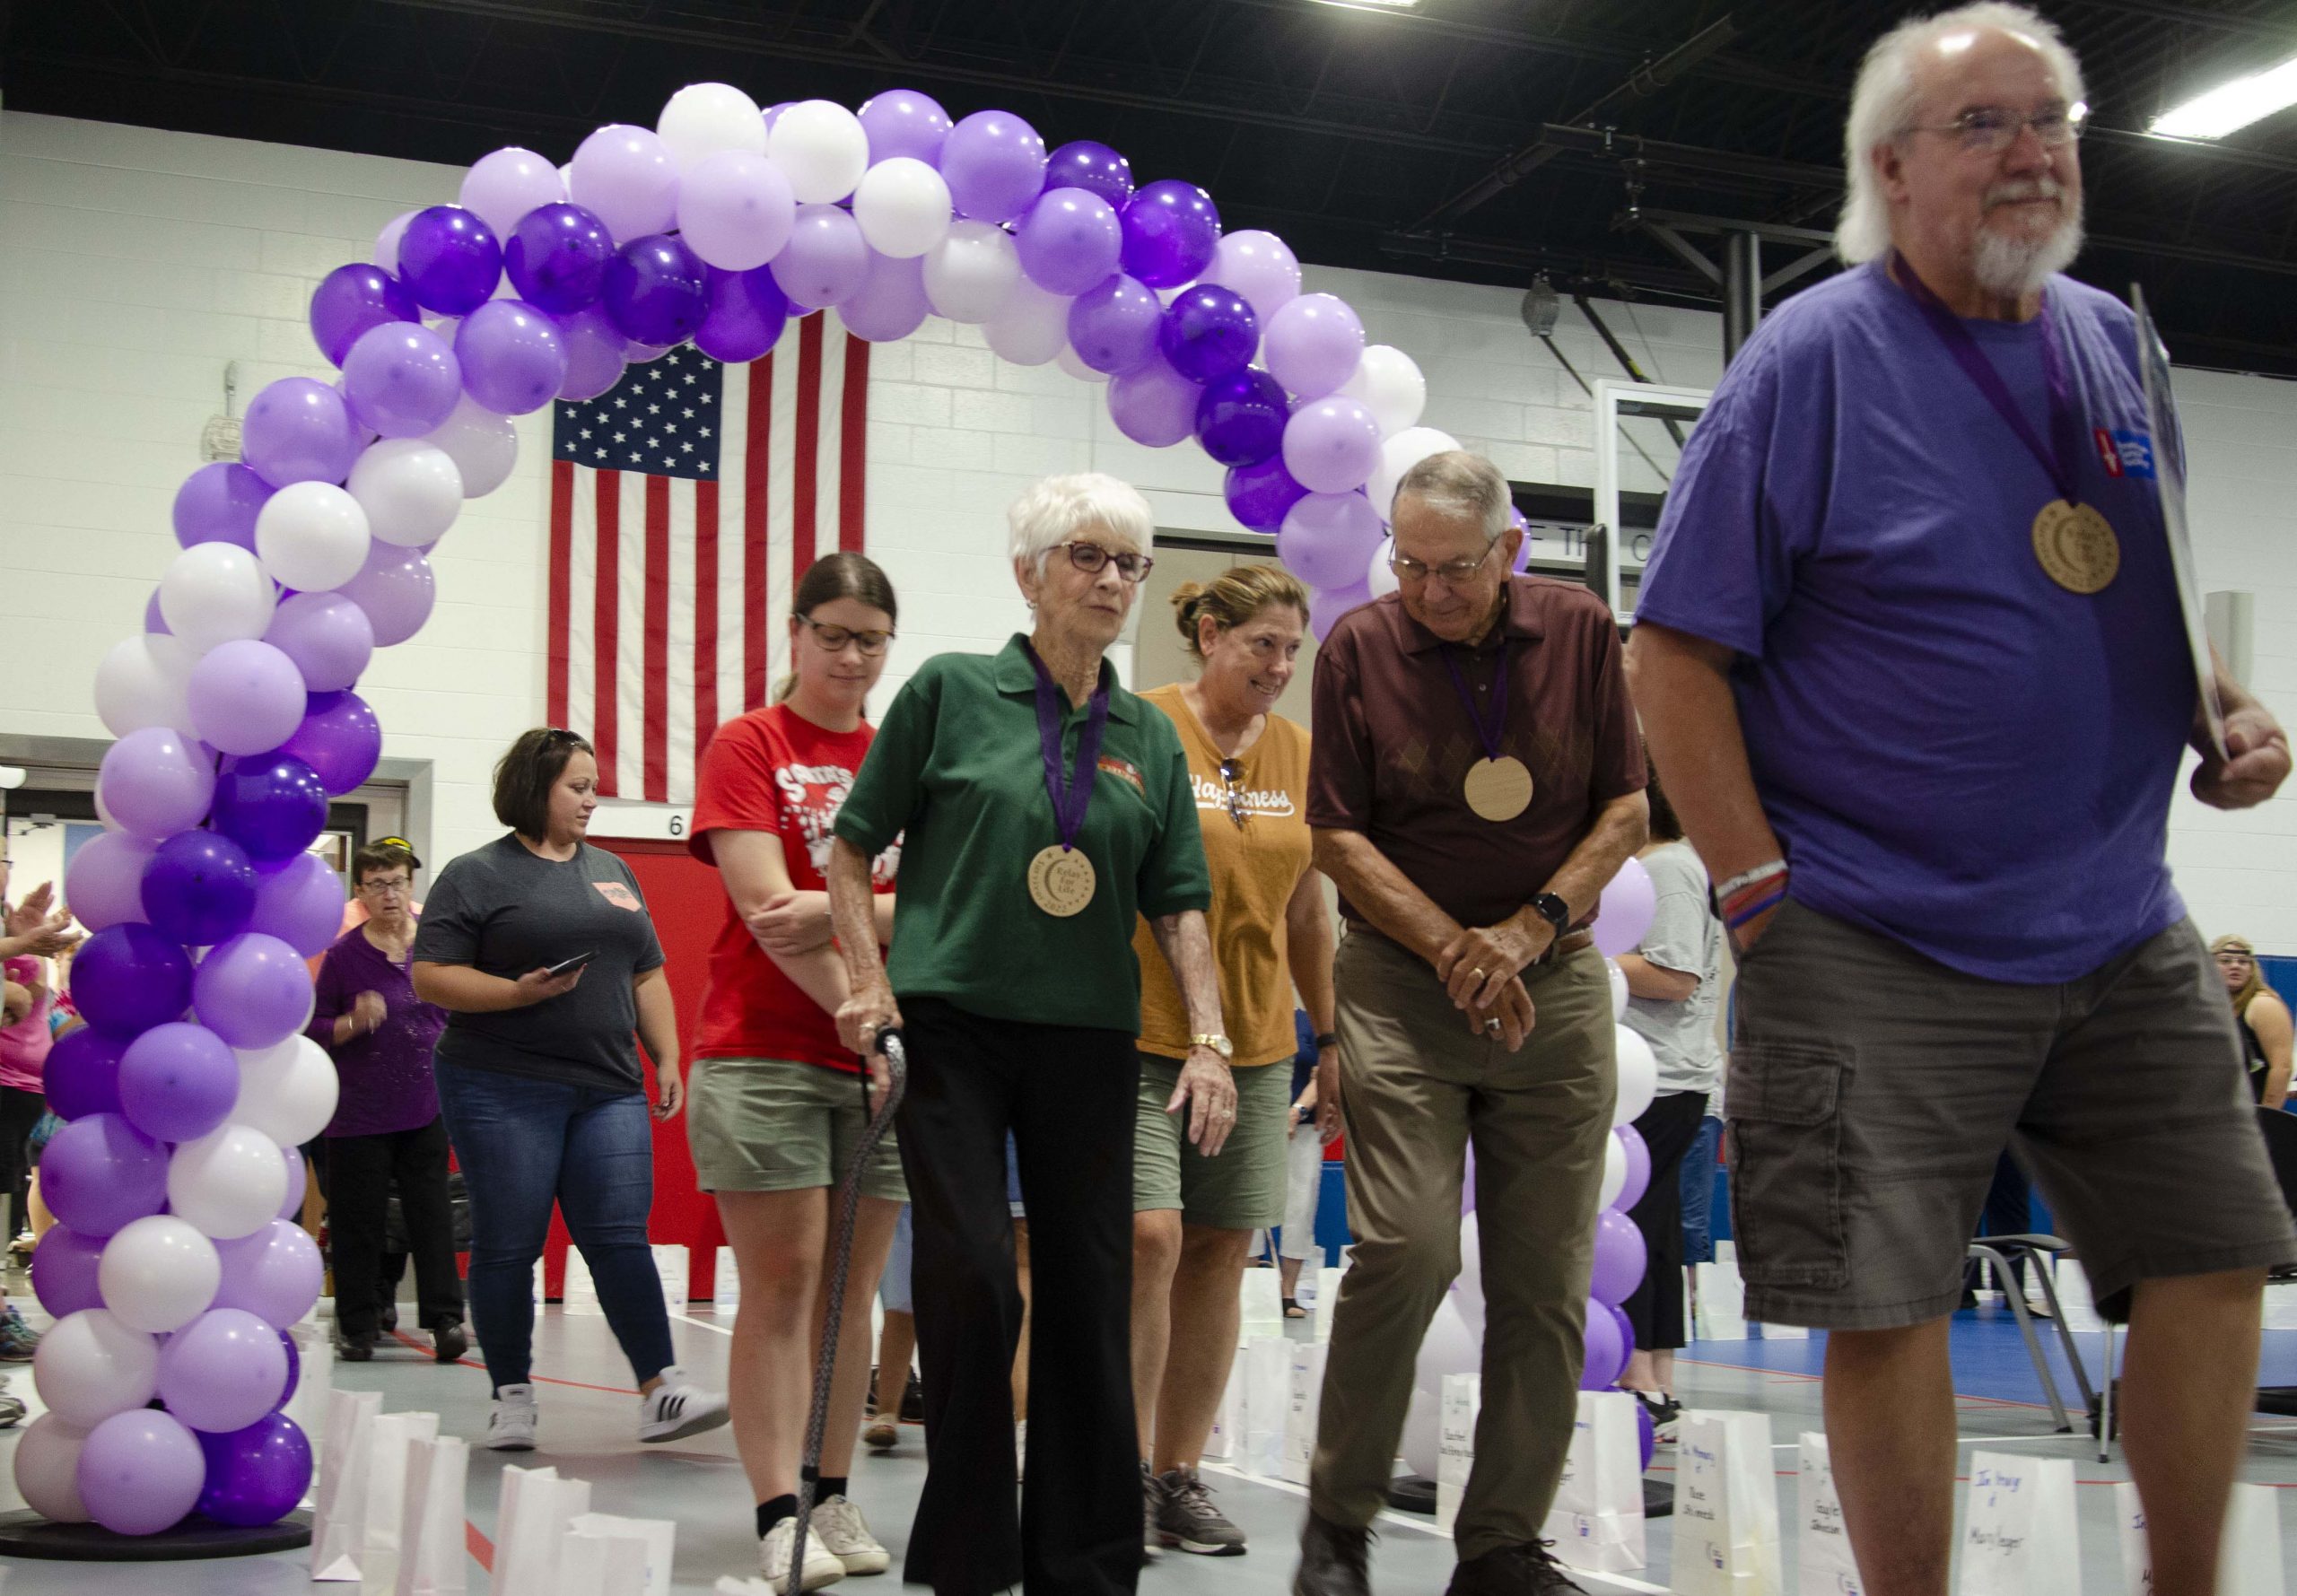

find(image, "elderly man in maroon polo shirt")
[1297,450,1647,1596]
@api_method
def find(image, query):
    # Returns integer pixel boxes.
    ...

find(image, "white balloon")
[348,439,463,548]
[31,1309,159,1427]
[13,1413,92,1523]
[168,1124,290,1242]
[677,150,796,272]
[159,541,277,655]
[374,210,416,272]
[231,1035,340,1147]
[423,395,519,498]
[1055,342,1110,384]
[921,220,1022,325]
[1612,1025,1659,1129]
[1403,1295,1479,1478]
[1600,1131,1629,1209]
[852,157,953,259]
[98,1216,222,1334]
[1366,536,1399,598]
[1367,426,1463,524]
[657,82,768,171]
[1455,1211,1482,1304]
[766,100,870,205]
[983,278,1073,366]
[255,481,371,593]
[1607,957,1629,1021]
[1340,345,1428,438]
[94,632,194,738]
[458,146,565,241]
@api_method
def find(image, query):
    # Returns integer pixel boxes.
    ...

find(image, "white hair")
[1836,2,2087,264]
[1394,450,1510,538]
[1006,472,1155,573]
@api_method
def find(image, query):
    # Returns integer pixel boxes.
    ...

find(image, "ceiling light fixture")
[2152,54,2297,141]
[1307,0,1419,12]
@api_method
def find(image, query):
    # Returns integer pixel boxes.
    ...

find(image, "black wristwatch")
[1531,892,1573,938]
[1313,1032,1339,1051]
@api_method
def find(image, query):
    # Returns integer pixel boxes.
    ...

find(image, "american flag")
[547,312,871,804]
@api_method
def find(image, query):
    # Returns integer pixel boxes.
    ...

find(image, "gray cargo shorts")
[1727,899,2296,1330]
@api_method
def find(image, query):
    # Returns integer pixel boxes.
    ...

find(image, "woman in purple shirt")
[310,839,467,1364]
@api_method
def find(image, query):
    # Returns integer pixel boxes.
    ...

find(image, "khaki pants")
[1309,929,1614,1560]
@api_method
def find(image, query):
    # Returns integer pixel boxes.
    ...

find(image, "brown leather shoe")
[1293,1510,1372,1596]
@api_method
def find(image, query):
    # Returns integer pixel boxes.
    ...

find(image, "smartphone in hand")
[545,951,597,978]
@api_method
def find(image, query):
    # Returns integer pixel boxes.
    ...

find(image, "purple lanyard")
[1023,641,1111,852]
[1439,636,1510,763]
[1894,253,2084,507]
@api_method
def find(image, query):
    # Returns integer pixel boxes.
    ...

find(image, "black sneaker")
[433,1320,469,1364]
[901,1370,924,1422]
[337,1332,376,1363]
[1445,1541,1586,1596]
[1628,1390,1680,1444]
[1293,1510,1371,1596]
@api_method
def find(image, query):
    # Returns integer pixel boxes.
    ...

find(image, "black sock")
[756,1496,797,1538]
[818,1476,848,1502]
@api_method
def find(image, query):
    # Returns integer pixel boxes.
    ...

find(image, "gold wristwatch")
[1191,1033,1235,1060]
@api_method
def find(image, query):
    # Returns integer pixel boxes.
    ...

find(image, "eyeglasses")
[797,615,895,657]
[1390,536,1503,586]
[1218,758,1249,830]
[1902,100,2087,154]
[359,876,412,899]
[1056,542,1155,583]
[2215,952,2255,965]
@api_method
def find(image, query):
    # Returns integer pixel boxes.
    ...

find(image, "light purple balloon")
[1015,188,1123,297]
[77,1408,205,1536]
[459,145,564,241]
[838,252,932,344]
[213,1221,323,1330]
[97,728,217,844]
[249,851,347,958]
[1204,229,1303,323]
[1579,1296,1628,1391]
[1309,579,1374,643]
[279,1147,308,1221]
[555,306,628,401]
[676,151,796,274]
[64,829,154,932]
[31,1224,106,1318]
[186,639,307,758]
[1614,1124,1652,1211]
[240,378,358,489]
[1265,292,1367,400]
[40,1113,169,1239]
[193,933,312,1051]
[940,109,1048,224]
[158,1308,290,1434]
[145,589,171,634]
[569,124,681,243]
[1281,396,1384,493]
[1594,856,1658,957]
[1106,351,1201,448]
[1590,1208,1647,1308]
[1066,274,1162,376]
[1278,492,1385,589]
[455,300,568,415]
[172,463,274,552]
[859,88,954,164]
[340,541,436,647]
[770,204,870,309]
[263,591,373,693]
[341,323,463,440]
[118,1023,240,1145]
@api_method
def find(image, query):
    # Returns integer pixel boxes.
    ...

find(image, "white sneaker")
[759,1518,845,1593]
[639,1366,730,1443]
[810,1496,889,1575]
[488,1384,538,1452]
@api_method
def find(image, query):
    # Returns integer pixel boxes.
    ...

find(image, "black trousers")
[1621,1087,1710,1354]
[0,1086,42,1241]
[896,998,1140,1596]
[327,1117,464,1340]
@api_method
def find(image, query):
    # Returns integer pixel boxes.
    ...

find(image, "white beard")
[1971,190,2084,300]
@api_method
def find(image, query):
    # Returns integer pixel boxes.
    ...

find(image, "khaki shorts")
[686,1056,908,1200]
[1134,1053,1293,1229]
[1728,900,2296,1330]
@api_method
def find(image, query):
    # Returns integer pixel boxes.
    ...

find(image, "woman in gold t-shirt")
[1129,564,1336,1557]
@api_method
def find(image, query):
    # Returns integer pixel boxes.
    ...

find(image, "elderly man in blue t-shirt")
[1630,8,2294,1596]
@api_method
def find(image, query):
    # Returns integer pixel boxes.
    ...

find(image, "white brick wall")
[4,109,2295,949]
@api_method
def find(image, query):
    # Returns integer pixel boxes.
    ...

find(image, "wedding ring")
[1470,967,1488,983]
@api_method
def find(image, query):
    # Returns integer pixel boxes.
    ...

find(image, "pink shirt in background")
[0,955,53,1094]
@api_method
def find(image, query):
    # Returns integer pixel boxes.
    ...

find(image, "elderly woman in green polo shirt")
[826,471,1235,1596]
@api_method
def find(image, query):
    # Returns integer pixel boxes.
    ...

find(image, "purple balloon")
[455,300,568,415]
[340,541,436,647]
[309,263,418,368]
[279,1148,308,1223]
[769,205,869,310]
[503,202,615,314]
[72,923,194,1039]
[43,1028,127,1122]
[77,1408,205,1536]
[1043,140,1135,209]
[1067,274,1162,377]
[31,1225,106,1316]
[159,1308,290,1434]
[1579,1296,1627,1391]
[196,1411,312,1528]
[838,252,932,344]
[1159,284,1257,385]
[99,728,216,845]
[66,828,154,933]
[213,1221,323,1329]
[141,829,258,947]
[118,1021,240,1143]
[211,754,328,864]
[1107,351,1201,448]
[1121,180,1220,289]
[240,378,358,489]
[601,233,709,348]
[1590,1208,1647,1307]
[276,690,381,796]
[146,589,171,633]
[340,323,463,440]
[396,205,502,315]
[40,1113,169,1238]
[1278,493,1385,590]
[193,932,312,1052]
[695,266,790,364]
[1225,455,1310,533]
[1309,579,1374,644]
[1265,292,1367,399]
[172,462,274,552]
[1615,1125,1652,1211]
[249,851,346,959]
[1635,1398,1656,1470]
[555,306,627,402]
[859,88,954,165]
[263,591,373,693]
[941,109,1048,224]
[1196,367,1290,468]
[1282,396,1384,493]
[1015,188,1124,298]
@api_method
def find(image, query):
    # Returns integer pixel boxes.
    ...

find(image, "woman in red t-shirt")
[686,553,904,1592]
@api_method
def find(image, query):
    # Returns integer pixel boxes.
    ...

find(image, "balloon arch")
[25,82,1646,1536]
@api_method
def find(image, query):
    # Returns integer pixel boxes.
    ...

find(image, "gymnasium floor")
[3,1281,2296,1592]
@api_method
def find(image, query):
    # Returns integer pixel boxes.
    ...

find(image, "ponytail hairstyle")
[1169,564,1312,663]
[776,551,899,703]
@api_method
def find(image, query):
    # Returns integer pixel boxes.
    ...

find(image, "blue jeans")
[434,1065,676,1394]
[1680,1112,1724,1266]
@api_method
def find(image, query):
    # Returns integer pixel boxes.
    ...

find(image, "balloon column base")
[0,1508,311,1561]
[1383,1475,1436,1514]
